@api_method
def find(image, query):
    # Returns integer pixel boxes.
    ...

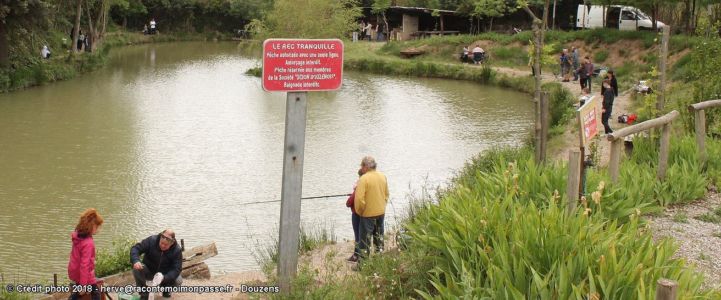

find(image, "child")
[579,87,591,107]
[68,208,104,300]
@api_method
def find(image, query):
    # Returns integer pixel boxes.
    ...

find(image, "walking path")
[490,65,635,166]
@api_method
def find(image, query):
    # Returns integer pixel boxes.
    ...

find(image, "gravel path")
[648,191,721,290]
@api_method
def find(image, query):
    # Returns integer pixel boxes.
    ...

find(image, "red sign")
[576,96,599,146]
[262,39,344,92]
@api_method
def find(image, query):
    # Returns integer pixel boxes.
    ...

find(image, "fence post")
[566,150,581,215]
[658,124,672,180]
[655,278,678,300]
[608,140,622,183]
[54,273,58,287]
[694,109,706,168]
[657,26,670,113]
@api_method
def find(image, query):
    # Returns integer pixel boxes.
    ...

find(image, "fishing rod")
[242,193,351,206]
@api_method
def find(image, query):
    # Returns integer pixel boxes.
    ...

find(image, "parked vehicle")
[576,5,666,31]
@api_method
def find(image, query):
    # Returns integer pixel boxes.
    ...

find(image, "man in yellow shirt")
[354,156,389,259]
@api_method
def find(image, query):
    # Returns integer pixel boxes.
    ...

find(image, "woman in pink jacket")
[67,208,104,300]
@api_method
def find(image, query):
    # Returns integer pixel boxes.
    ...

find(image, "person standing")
[601,70,618,97]
[354,156,389,259]
[571,46,580,81]
[67,208,104,300]
[345,169,364,262]
[150,18,157,34]
[578,59,588,91]
[364,22,373,41]
[584,56,594,93]
[560,49,571,82]
[602,79,615,134]
[359,21,366,41]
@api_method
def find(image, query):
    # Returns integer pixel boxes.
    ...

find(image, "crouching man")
[130,229,183,299]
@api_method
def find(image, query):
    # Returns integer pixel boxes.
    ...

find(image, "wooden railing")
[688,99,721,167]
[606,110,680,183]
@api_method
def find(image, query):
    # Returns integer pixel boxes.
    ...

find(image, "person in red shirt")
[345,168,364,262]
[67,208,104,300]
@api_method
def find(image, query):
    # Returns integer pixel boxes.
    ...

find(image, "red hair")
[75,208,103,236]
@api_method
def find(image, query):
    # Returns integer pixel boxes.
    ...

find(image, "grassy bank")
[270,134,721,298]
[0,30,231,94]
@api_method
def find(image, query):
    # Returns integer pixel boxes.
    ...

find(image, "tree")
[1,0,50,65]
[473,0,516,31]
[261,0,362,39]
[371,0,391,42]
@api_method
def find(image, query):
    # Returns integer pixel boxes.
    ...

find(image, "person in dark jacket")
[602,79,615,134]
[130,229,183,299]
[601,70,618,97]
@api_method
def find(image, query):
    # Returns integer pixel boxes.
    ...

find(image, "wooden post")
[658,124,672,180]
[657,26,670,114]
[180,239,185,252]
[655,278,678,300]
[53,273,58,287]
[694,109,706,167]
[537,92,550,163]
[277,92,308,293]
[566,150,581,214]
[609,140,622,183]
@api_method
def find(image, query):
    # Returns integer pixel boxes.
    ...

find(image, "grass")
[673,212,689,223]
[255,223,337,277]
[694,207,721,224]
[594,50,609,63]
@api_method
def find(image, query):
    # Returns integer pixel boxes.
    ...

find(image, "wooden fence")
[688,99,721,168]
[605,110,680,183]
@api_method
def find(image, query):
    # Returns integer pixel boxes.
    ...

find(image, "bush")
[594,50,609,63]
[95,238,136,277]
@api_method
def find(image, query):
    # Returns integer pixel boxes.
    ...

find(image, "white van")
[576,5,666,31]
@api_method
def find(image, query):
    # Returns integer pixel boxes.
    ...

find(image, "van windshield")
[633,9,650,20]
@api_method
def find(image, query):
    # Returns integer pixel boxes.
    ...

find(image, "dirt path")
[490,65,635,166]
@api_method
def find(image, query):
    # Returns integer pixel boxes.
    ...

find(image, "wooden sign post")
[575,96,599,200]
[262,38,344,293]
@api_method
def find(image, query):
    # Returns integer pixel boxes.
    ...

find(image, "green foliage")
[95,238,136,278]
[490,46,527,66]
[257,0,362,39]
[673,212,689,223]
[403,147,709,299]
[542,82,575,130]
[245,67,262,77]
[593,50,609,63]
[254,223,337,277]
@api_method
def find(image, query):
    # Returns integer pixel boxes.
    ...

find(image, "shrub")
[594,50,609,63]
[95,238,136,277]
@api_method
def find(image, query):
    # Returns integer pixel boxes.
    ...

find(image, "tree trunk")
[382,13,389,43]
[0,21,8,67]
[652,5,658,31]
[684,0,691,33]
[490,17,494,32]
[85,1,95,52]
[123,16,127,28]
[72,0,83,53]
